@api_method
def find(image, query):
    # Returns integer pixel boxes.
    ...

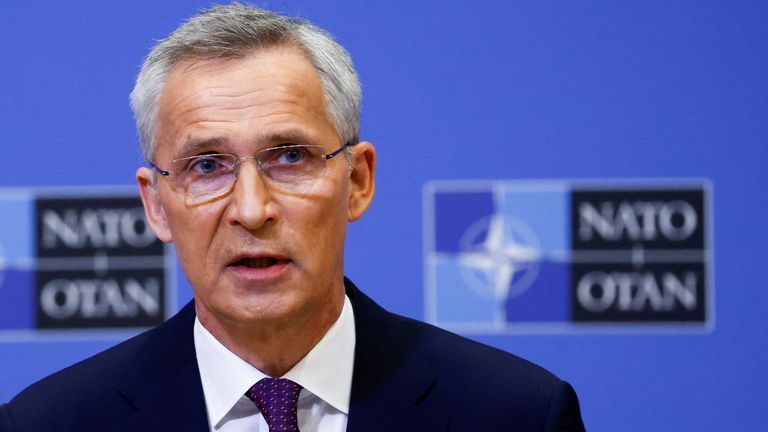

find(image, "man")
[0,4,585,431]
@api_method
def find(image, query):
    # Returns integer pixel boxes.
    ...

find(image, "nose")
[225,160,276,230]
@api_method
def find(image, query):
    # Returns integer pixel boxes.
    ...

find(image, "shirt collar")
[194,295,356,427]
[283,294,355,414]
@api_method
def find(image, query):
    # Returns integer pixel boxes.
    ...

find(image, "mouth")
[227,254,292,274]
[233,257,281,268]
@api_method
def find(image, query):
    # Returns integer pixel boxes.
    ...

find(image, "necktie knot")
[245,377,302,432]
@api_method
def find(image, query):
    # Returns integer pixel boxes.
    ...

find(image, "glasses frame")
[148,142,353,201]
[150,142,351,177]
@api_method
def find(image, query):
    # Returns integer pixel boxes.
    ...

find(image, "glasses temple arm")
[149,163,171,176]
[322,142,357,160]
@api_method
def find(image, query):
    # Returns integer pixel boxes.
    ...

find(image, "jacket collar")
[109,278,446,431]
[111,301,208,431]
[345,278,447,432]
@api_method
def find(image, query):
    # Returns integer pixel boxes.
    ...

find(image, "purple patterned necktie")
[245,377,303,432]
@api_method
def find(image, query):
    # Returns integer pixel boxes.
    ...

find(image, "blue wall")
[2,1,767,430]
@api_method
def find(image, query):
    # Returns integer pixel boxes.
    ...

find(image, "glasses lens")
[170,154,237,202]
[258,145,327,187]
[163,145,339,203]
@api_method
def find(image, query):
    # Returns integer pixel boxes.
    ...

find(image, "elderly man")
[1,4,585,432]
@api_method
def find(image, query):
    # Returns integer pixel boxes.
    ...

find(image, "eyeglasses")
[151,143,350,204]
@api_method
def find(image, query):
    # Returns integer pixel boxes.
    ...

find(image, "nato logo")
[423,180,712,333]
[0,188,173,336]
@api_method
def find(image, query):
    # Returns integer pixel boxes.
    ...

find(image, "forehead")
[155,45,336,159]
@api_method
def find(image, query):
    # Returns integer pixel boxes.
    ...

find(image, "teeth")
[240,257,278,268]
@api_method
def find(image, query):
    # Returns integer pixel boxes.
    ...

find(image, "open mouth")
[231,257,286,269]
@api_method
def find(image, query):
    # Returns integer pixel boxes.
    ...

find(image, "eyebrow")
[173,137,231,159]
[174,129,322,159]
[262,129,319,147]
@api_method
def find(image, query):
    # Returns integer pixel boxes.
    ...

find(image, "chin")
[221,293,306,324]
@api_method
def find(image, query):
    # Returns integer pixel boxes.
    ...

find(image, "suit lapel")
[110,301,209,432]
[345,279,447,432]
[104,281,445,431]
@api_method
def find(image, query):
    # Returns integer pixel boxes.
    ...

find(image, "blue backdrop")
[2,1,767,430]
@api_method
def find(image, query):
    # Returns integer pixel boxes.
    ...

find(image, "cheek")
[165,203,223,266]
[278,181,349,249]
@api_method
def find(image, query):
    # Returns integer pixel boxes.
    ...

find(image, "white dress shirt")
[194,295,356,431]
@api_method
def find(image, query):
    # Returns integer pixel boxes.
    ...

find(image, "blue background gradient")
[2,1,767,430]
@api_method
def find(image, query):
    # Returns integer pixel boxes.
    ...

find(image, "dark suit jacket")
[0,278,585,431]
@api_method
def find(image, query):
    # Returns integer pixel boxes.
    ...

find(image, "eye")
[190,156,221,173]
[277,147,308,164]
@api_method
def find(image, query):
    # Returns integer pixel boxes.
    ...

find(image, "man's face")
[137,45,374,331]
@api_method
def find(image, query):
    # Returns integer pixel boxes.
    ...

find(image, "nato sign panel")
[423,180,711,333]
[0,188,173,335]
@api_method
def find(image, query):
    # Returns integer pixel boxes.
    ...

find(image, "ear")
[347,141,376,221]
[136,167,173,243]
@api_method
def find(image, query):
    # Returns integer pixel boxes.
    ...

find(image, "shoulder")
[4,302,196,431]
[347,281,584,430]
[348,281,561,392]
[389,313,584,430]
[397,311,562,394]
[6,329,152,430]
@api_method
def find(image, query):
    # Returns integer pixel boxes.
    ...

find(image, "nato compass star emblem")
[457,213,541,322]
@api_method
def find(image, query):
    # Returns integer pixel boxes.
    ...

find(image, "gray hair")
[129,3,361,162]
